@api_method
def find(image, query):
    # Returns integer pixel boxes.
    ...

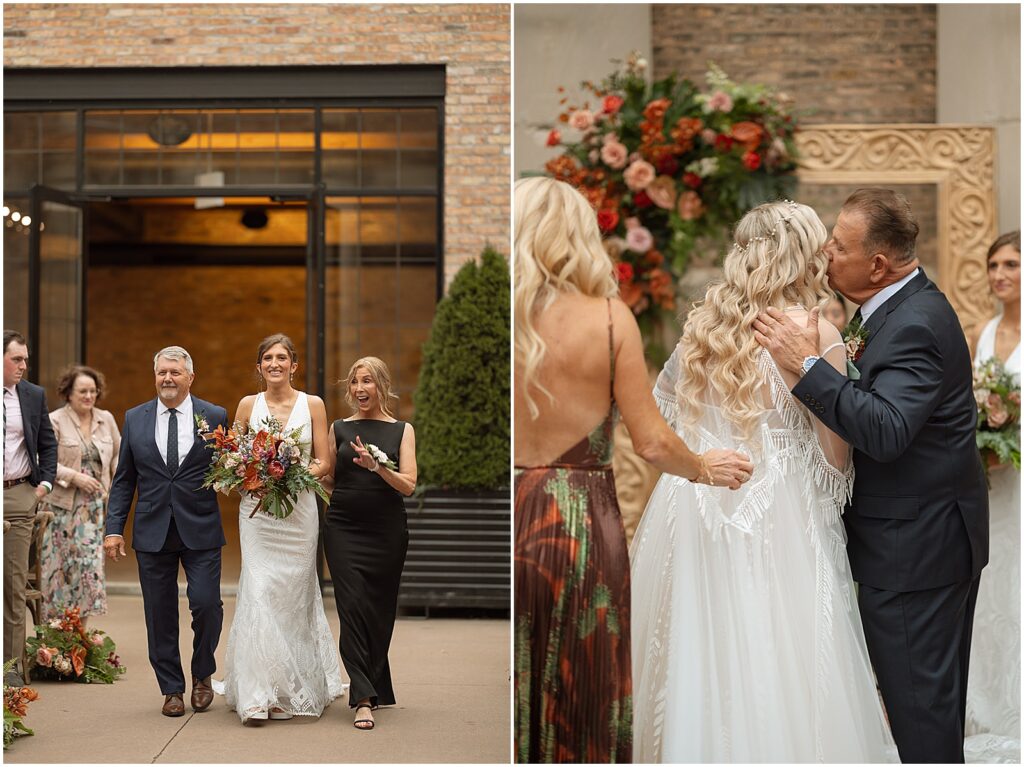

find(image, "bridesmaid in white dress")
[216,334,346,724]
[965,231,1020,763]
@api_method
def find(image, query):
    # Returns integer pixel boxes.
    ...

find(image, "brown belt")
[2,476,30,489]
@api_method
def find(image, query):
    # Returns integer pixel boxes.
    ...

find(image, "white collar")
[157,396,193,417]
[860,268,920,322]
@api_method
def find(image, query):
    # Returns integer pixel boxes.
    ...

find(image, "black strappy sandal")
[353,703,375,730]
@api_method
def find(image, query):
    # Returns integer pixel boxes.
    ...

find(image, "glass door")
[28,185,86,401]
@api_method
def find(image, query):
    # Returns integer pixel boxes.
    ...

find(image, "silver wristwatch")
[800,355,820,377]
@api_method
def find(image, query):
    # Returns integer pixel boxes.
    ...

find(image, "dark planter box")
[398,488,510,612]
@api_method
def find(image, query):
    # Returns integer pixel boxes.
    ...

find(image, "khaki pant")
[4,481,39,674]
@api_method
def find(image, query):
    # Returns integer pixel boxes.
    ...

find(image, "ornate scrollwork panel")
[796,125,997,334]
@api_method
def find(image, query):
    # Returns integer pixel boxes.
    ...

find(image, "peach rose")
[600,139,628,169]
[731,121,765,151]
[626,226,655,254]
[623,160,656,191]
[645,176,678,210]
[36,646,54,667]
[569,109,594,132]
[677,190,705,220]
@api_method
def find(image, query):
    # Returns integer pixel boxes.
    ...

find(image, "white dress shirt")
[155,395,194,469]
[3,385,31,481]
[859,268,920,323]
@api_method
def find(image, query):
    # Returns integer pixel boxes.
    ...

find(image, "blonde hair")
[678,201,830,438]
[344,356,399,418]
[514,176,618,418]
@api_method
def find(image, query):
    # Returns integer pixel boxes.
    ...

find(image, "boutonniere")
[194,412,212,439]
[842,317,869,381]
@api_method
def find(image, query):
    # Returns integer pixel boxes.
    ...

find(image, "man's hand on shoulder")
[753,306,821,375]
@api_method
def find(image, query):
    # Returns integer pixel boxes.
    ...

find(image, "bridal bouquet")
[201,416,330,519]
[27,607,125,684]
[973,356,1021,470]
[544,53,800,339]
[3,660,37,748]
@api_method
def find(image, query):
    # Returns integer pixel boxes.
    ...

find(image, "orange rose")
[731,121,765,152]
[643,98,671,124]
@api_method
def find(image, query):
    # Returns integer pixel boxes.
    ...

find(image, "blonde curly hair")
[678,200,831,438]
[514,176,618,419]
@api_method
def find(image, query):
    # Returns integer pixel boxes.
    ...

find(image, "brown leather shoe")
[191,676,214,712]
[162,693,185,717]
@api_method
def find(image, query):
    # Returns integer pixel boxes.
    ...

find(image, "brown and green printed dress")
[514,303,631,763]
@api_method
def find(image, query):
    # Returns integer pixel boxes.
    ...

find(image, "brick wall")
[651,4,936,124]
[2,3,511,281]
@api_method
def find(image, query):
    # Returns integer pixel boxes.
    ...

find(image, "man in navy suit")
[755,189,988,763]
[104,346,228,717]
[3,330,58,685]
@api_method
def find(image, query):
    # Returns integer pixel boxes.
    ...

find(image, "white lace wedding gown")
[964,317,1020,764]
[631,338,897,763]
[216,392,346,721]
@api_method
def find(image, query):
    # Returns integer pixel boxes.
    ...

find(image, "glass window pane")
[160,150,203,186]
[361,110,398,188]
[84,151,121,186]
[400,109,438,150]
[237,151,280,185]
[84,111,122,150]
[39,200,83,402]
[398,264,437,325]
[323,153,358,187]
[39,112,77,151]
[362,150,397,188]
[121,152,159,186]
[4,152,39,190]
[41,151,76,189]
[399,149,437,189]
[5,113,39,150]
[3,196,30,335]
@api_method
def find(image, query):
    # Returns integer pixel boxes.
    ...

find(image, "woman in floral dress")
[38,365,120,624]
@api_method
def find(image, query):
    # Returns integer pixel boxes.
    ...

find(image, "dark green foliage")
[414,247,510,490]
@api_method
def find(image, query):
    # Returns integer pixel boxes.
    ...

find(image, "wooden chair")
[23,509,54,677]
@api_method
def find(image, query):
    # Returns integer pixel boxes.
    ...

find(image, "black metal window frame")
[4,65,447,397]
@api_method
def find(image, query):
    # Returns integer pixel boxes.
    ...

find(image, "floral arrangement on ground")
[27,607,125,683]
[973,356,1021,472]
[544,53,801,351]
[3,660,37,748]
[201,416,330,518]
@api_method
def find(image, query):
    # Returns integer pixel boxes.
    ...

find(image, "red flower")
[546,129,561,147]
[742,151,762,171]
[683,172,702,189]
[714,134,734,152]
[616,262,635,283]
[633,190,653,209]
[656,155,679,176]
[602,95,624,115]
[596,208,620,233]
[268,461,285,480]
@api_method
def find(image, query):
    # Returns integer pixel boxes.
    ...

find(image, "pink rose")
[569,109,594,132]
[701,128,717,145]
[645,176,678,210]
[623,160,656,191]
[988,404,1009,429]
[588,149,599,163]
[36,646,53,667]
[625,216,641,230]
[1010,390,1021,406]
[677,190,705,221]
[706,90,733,112]
[91,633,104,646]
[600,139,628,169]
[626,226,654,254]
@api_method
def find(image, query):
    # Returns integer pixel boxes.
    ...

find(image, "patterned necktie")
[166,408,178,474]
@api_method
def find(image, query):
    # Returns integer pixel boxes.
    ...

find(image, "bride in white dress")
[631,201,896,763]
[217,334,346,724]
[964,231,1020,764]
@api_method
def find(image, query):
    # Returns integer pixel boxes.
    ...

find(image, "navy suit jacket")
[105,395,229,553]
[14,379,58,487]
[792,270,988,592]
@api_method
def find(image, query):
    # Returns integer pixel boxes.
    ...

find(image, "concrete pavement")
[6,594,511,764]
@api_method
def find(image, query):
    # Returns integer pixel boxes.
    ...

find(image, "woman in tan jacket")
[38,365,121,625]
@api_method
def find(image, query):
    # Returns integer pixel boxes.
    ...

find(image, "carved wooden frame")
[795,124,997,333]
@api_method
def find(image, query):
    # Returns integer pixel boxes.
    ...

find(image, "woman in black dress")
[324,356,417,731]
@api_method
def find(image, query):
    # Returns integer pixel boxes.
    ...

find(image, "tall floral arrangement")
[544,53,800,357]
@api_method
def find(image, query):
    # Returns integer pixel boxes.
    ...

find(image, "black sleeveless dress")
[324,418,409,708]
[513,299,631,763]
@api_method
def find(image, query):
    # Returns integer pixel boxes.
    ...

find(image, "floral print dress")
[39,441,107,620]
[514,301,631,763]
